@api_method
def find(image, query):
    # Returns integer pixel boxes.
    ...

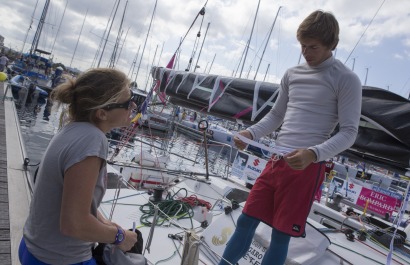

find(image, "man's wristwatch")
[113,227,125,245]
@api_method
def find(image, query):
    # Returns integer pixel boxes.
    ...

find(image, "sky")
[1,0,409,99]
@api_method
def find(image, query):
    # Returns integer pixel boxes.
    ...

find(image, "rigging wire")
[97,0,121,67]
[51,0,68,54]
[239,0,261,78]
[91,0,118,68]
[111,1,209,159]
[185,5,206,71]
[344,0,386,64]
[109,0,129,68]
[253,6,282,80]
[134,0,158,86]
[194,22,210,72]
[70,9,88,68]
[170,0,208,58]
[21,0,40,54]
[115,26,131,65]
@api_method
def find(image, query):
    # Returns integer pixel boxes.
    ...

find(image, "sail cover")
[152,67,410,172]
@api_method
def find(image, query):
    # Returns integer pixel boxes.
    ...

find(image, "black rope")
[23,157,40,169]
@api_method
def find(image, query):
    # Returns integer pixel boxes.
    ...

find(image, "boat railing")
[107,119,236,181]
[194,138,234,178]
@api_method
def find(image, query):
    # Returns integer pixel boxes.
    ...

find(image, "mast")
[97,0,121,67]
[263,63,270,82]
[116,26,131,65]
[344,0,386,64]
[91,0,118,68]
[203,62,209,73]
[156,41,165,66]
[185,7,206,72]
[239,0,261,78]
[109,0,128,68]
[21,0,40,54]
[70,9,88,68]
[364,67,370,85]
[254,6,281,80]
[207,53,216,74]
[51,0,68,54]
[30,0,50,55]
[194,22,210,72]
[134,0,158,86]
[233,43,246,77]
[128,45,140,78]
[144,44,159,91]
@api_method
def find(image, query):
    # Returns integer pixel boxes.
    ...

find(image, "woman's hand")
[233,130,252,150]
[118,229,138,252]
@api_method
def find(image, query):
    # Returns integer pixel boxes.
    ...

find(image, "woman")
[19,68,138,264]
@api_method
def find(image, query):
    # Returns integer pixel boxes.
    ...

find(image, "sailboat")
[151,66,410,175]
[10,0,53,91]
[103,43,410,265]
[102,122,410,265]
[7,1,410,264]
[100,4,410,262]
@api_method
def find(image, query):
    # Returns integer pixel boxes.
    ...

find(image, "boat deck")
[0,81,11,264]
[0,81,32,265]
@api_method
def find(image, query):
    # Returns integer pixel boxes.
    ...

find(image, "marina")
[1,0,410,264]
[2,75,410,264]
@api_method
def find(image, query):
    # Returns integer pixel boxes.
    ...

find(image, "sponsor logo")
[212,227,233,246]
[247,165,262,173]
[292,224,301,232]
[253,159,260,166]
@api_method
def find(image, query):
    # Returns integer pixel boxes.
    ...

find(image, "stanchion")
[198,120,209,180]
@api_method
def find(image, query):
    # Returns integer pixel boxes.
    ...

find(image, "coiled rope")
[139,188,211,227]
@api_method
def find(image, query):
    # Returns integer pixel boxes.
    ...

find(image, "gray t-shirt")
[24,122,108,264]
[248,56,362,162]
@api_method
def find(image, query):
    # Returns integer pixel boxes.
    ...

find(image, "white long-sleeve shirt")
[248,56,362,162]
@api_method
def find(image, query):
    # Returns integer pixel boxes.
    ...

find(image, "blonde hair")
[297,10,339,50]
[51,68,130,123]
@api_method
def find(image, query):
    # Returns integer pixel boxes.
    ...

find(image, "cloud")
[1,0,410,97]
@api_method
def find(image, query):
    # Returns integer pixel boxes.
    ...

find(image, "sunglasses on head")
[102,92,136,110]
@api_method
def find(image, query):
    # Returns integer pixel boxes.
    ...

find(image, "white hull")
[101,174,410,265]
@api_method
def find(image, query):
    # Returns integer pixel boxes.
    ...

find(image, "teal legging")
[219,213,290,265]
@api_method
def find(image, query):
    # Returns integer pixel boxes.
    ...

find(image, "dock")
[0,81,33,265]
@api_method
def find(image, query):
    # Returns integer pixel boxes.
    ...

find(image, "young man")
[219,10,362,265]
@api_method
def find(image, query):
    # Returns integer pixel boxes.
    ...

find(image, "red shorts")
[243,158,325,237]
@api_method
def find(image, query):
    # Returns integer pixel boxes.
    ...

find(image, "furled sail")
[152,67,410,173]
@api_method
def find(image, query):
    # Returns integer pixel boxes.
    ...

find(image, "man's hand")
[233,130,252,150]
[283,149,316,170]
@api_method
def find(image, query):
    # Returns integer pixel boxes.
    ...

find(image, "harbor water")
[17,104,236,185]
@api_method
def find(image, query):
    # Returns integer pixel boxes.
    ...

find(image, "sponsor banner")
[372,186,403,208]
[329,177,362,203]
[329,177,400,215]
[232,151,268,185]
[232,151,249,179]
[356,188,397,216]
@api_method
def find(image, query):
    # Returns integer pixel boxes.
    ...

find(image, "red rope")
[179,195,211,210]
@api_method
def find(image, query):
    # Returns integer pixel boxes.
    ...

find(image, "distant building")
[0,35,4,50]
